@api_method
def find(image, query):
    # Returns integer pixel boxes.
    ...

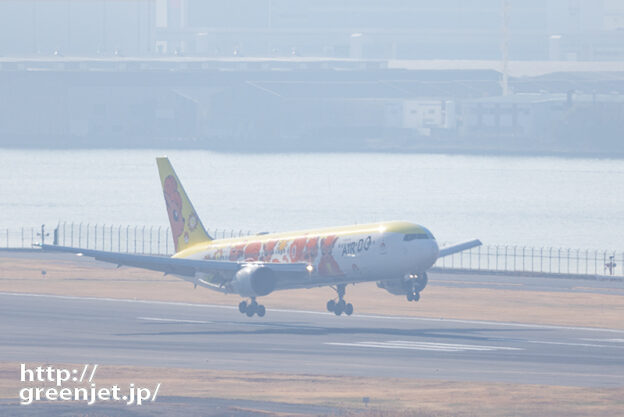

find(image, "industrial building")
[1,1,624,61]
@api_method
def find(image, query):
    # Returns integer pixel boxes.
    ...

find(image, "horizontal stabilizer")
[438,239,482,258]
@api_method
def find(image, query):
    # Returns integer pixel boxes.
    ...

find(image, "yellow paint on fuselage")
[173,221,427,259]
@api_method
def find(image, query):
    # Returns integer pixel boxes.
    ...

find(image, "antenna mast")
[501,0,511,96]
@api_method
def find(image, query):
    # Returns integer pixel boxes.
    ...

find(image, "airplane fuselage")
[175,221,439,285]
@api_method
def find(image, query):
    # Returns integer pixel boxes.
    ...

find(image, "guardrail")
[1,223,622,278]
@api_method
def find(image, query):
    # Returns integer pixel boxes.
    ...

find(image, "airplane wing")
[40,244,308,279]
[437,239,482,258]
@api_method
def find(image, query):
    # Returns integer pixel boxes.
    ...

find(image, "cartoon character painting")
[244,242,262,261]
[229,243,246,261]
[163,175,185,251]
[318,235,343,276]
[303,237,319,264]
[289,237,307,263]
[260,240,277,262]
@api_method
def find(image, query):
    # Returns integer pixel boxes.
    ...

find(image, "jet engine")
[376,273,428,297]
[230,265,276,297]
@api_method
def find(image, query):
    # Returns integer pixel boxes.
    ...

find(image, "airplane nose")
[428,240,440,268]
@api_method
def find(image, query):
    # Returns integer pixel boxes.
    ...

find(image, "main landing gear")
[238,298,266,317]
[326,284,353,316]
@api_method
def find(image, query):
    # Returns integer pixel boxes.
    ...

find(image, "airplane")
[42,157,481,318]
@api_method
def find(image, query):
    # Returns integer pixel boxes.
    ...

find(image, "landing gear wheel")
[327,284,354,317]
[413,292,420,302]
[256,305,266,317]
[334,299,346,316]
[239,300,248,313]
[406,292,414,302]
[344,303,353,316]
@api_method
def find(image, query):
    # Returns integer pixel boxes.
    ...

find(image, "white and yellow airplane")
[43,157,481,317]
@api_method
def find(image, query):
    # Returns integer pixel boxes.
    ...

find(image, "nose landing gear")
[238,298,266,317]
[326,284,354,316]
[406,272,428,303]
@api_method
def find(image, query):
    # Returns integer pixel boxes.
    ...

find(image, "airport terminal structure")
[1,0,623,155]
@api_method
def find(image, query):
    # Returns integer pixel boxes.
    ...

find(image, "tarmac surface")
[1,291,623,388]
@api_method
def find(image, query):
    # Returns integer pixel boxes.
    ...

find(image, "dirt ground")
[1,362,622,417]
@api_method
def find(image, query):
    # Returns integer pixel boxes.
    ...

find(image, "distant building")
[1,1,624,61]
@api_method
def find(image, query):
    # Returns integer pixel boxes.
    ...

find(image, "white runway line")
[325,340,523,352]
[580,338,624,343]
[137,316,213,324]
[528,340,624,349]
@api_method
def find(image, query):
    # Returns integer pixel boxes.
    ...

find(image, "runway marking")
[325,341,523,352]
[580,338,624,343]
[137,316,213,324]
[527,340,624,349]
[2,291,624,335]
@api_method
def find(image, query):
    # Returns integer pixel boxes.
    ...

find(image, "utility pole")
[501,0,511,96]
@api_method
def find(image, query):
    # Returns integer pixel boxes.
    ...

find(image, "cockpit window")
[404,233,427,241]
[404,227,435,241]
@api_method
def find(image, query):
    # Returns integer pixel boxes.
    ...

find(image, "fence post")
[70,223,74,246]
[494,245,498,270]
[165,227,169,254]
[566,248,570,274]
[522,247,526,272]
[504,246,508,271]
[594,250,598,275]
[126,226,130,253]
[149,226,153,255]
[157,226,161,255]
[142,226,145,254]
[86,224,90,249]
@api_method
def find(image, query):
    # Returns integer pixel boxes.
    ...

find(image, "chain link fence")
[1,223,622,277]
[434,244,623,278]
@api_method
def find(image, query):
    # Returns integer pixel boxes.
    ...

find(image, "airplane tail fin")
[156,157,212,253]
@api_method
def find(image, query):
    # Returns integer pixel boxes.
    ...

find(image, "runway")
[1,292,623,388]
